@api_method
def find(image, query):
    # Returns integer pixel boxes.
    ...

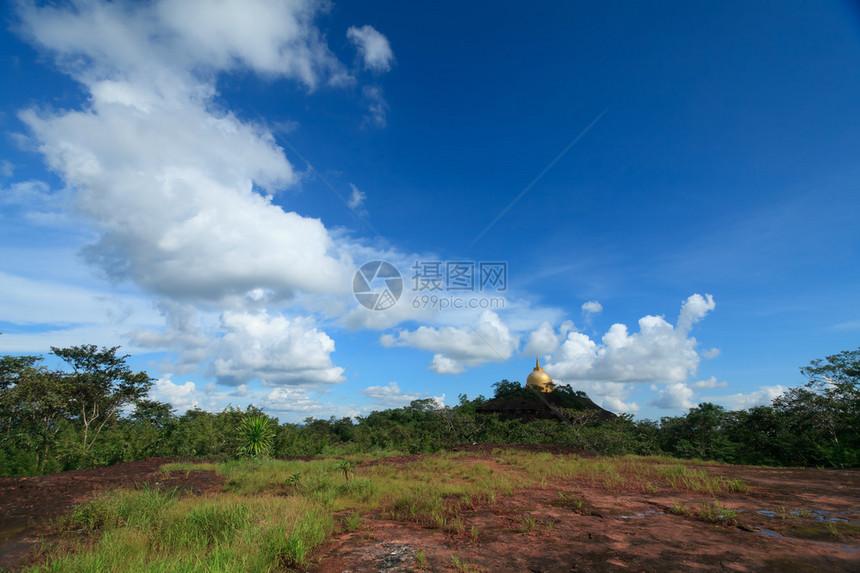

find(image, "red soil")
[1,448,858,572]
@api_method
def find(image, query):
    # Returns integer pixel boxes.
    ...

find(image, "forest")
[1,345,858,478]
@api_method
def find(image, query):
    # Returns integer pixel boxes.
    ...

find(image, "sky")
[1,0,859,422]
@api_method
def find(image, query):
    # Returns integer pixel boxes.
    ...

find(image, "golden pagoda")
[525,356,553,393]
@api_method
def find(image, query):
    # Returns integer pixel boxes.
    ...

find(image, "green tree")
[50,345,153,454]
[0,356,72,473]
[774,347,860,466]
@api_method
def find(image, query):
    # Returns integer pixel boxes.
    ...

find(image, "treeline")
[1,346,858,477]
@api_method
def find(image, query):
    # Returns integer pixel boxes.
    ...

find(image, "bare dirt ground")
[1,447,858,572]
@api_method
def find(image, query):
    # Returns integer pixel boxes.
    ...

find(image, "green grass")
[30,450,752,570]
[697,499,739,526]
[29,493,333,572]
[519,514,537,533]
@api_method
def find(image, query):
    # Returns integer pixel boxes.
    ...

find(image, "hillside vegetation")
[1,347,858,477]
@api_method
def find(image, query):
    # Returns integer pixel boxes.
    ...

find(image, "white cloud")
[347,25,395,72]
[547,294,715,385]
[209,311,344,386]
[264,387,367,420]
[691,376,727,389]
[15,0,374,306]
[581,300,603,315]
[264,387,326,413]
[0,271,162,353]
[0,180,51,207]
[362,85,389,128]
[150,378,361,421]
[0,160,13,178]
[523,320,575,356]
[0,181,74,227]
[128,301,213,374]
[701,347,722,359]
[715,385,787,410]
[19,0,350,90]
[21,92,355,303]
[360,381,444,409]
[648,382,696,410]
[130,304,345,387]
[347,183,366,210]
[677,293,715,335]
[0,271,135,326]
[151,376,201,412]
[380,310,519,374]
[572,381,639,413]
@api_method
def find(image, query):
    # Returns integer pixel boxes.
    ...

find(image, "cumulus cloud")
[347,25,395,72]
[360,381,445,409]
[149,378,356,421]
[151,376,202,412]
[677,293,716,335]
[209,311,344,386]
[547,294,715,385]
[581,300,603,315]
[715,385,787,410]
[19,0,350,89]
[130,304,345,386]
[15,0,375,306]
[648,382,696,410]
[701,347,722,359]
[523,320,575,356]
[265,387,327,413]
[21,85,354,303]
[575,381,640,414]
[380,310,519,374]
[128,301,213,374]
[691,376,727,389]
[10,0,408,397]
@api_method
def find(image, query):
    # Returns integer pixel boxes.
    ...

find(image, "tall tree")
[50,345,153,453]
[0,356,71,472]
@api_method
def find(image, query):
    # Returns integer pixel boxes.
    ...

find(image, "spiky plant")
[239,414,275,458]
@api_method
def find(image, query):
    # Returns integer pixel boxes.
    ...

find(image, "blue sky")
[1,0,858,421]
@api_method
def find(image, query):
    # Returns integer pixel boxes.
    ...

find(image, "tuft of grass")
[669,501,691,516]
[58,484,178,533]
[697,500,738,526]
[343,511,362,532]
[446,516,465,535]
[520,514,537,533]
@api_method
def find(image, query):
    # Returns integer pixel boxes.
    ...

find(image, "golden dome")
[526,357,553,392]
